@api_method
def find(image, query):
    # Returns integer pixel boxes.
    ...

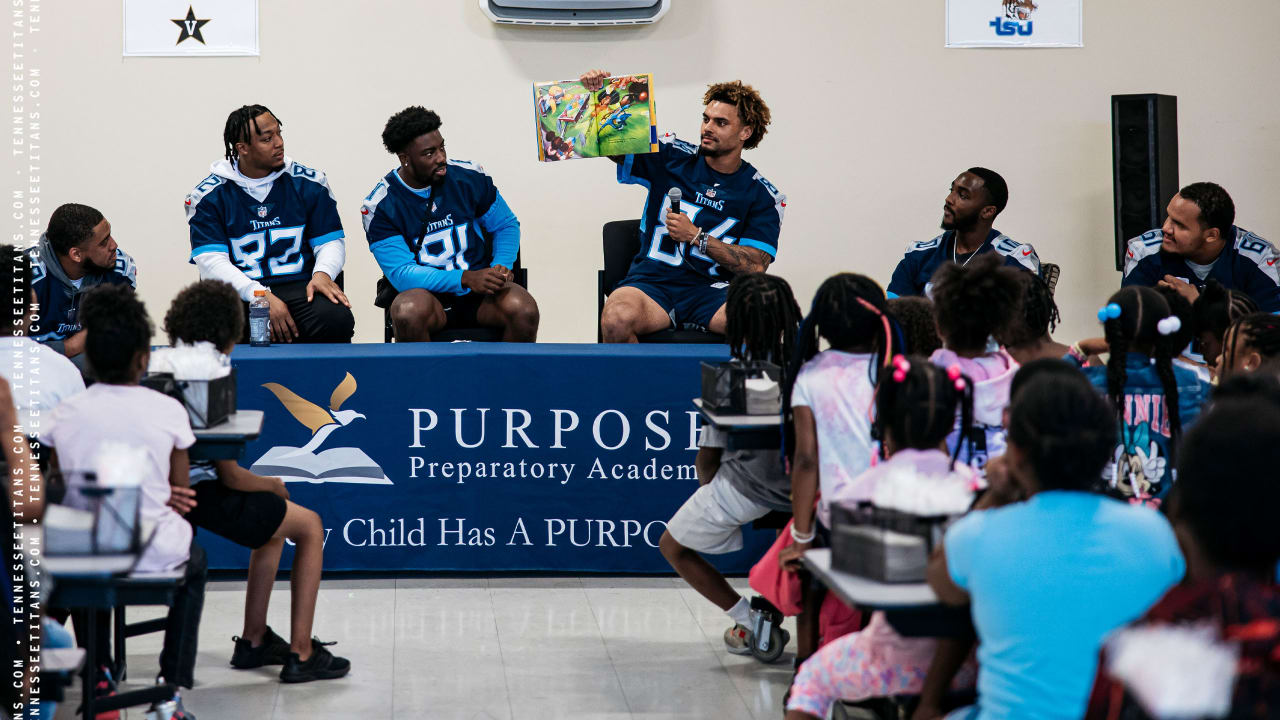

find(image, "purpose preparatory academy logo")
[250,372,392,485]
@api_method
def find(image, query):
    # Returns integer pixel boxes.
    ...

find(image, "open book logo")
[249,372,392,485]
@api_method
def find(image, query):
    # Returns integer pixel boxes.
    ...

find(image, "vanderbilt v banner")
[123,0,259,56]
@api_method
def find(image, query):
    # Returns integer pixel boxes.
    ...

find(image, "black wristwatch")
[696,231,709,254]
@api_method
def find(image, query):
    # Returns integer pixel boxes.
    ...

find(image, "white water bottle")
[249,289,270,347]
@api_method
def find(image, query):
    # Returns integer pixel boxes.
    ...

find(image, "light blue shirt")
[945,491,1184,720]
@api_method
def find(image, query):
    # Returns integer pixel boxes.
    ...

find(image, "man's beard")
[941,212,979,232]
[701,143,729,159]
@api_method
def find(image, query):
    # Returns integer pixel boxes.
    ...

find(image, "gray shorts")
[665,475,772,554]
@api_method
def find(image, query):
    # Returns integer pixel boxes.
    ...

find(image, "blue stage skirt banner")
[202,343,779,574]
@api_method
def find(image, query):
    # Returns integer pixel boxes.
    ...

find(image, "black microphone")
[667,187,681,217]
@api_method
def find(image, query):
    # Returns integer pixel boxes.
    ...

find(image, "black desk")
[692,398,782,450]
[189,410,264,461]
[46,557,183,718]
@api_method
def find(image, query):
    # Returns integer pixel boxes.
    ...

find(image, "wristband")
[789,524,816,544]
[697,231,709,254]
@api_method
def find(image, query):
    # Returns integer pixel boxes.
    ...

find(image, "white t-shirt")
[0,336,85,437]
[790,350,878,528]
[46,384,196,572]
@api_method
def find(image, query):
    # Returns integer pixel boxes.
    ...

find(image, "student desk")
[46,557,184,718]
[189,410,264,461]
[803,548,971,638]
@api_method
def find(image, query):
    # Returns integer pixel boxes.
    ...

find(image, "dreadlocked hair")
[1222,311,1280,375]
[1191,279,1257,349]
[1101,286,1184,460]
[725,273,802,369]
[223,104,280,162]
[874,356,973,465]
[995,271,1059,348]
[929,253,1022,354]
[782,273,898,462]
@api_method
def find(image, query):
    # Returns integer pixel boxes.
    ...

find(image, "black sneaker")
[279,638,351,683]
[230,626,291,669]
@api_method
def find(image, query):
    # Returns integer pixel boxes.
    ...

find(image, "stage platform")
[201,342,776,574]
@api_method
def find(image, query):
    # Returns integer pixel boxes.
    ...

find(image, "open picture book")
[533,73,658,161]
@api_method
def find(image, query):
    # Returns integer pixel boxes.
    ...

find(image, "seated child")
[928,369,1184,720]
[886,296,941,356]
[1086,392,1280,718]
[1217,311,1280,379]
[660,273,803,655]
[45,285,204,716]
[152,279,349,683]
[785,357,980,720]
[1083,286,1212,504]
[926,253,1022,469]
[1190,279,1257,368]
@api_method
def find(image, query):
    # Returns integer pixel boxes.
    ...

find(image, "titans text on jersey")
[617,133,785,282]
[27,236,136,350]
[186,159,344,286]
[1122,226,1280,312]
[887,229,1040,298]
[361,160,520,296]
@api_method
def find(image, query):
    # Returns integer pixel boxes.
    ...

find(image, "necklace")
[953,237,980,266]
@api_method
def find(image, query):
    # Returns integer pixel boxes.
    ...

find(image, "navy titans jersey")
[1123,226,1280,312]
[887,229,1040,298]
[185,160,344,286]
[361,160,519,295]
[617,133,785,283]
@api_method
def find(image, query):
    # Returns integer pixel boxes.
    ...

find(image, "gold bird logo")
[262,373,367,457]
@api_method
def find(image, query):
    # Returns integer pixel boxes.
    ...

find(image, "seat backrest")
[602,220,642,295]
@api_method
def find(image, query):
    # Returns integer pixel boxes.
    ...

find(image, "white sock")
[726,596,751,626]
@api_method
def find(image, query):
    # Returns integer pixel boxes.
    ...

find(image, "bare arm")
[665,212,772,274]
[926,542,971,606]
[703,238,771,274]
[694,446,722,486]
[0,378,42,521]
[61,329,87,357]
[779,406,819,571]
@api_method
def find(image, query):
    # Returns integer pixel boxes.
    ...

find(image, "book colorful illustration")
[533,74,658,162]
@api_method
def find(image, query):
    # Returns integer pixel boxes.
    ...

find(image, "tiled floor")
[55,577,797,719]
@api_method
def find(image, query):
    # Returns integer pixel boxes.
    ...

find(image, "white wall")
[8,0,1280,346]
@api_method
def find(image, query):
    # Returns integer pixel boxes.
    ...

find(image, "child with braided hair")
[1191,279,1257,368]
[996,270,1073,365]
[784,356,980,720]
[659,273,803,655]
[1217,311,1280,379]
[1083,286,1211,504]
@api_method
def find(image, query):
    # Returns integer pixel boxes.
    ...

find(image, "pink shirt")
[790,350,877,528]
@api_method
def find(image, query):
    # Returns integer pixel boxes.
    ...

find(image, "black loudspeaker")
[1111,94,1179,271]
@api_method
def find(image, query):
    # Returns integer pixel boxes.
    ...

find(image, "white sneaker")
[723,623,753,655]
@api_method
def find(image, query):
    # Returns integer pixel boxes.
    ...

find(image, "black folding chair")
[378,253,528,342]
[598,219,726,344]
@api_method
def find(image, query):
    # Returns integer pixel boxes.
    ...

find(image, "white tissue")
[870,465,977,516]
[92,442,148,488]
[1106,622,1238,719]
[148,341,231,380]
